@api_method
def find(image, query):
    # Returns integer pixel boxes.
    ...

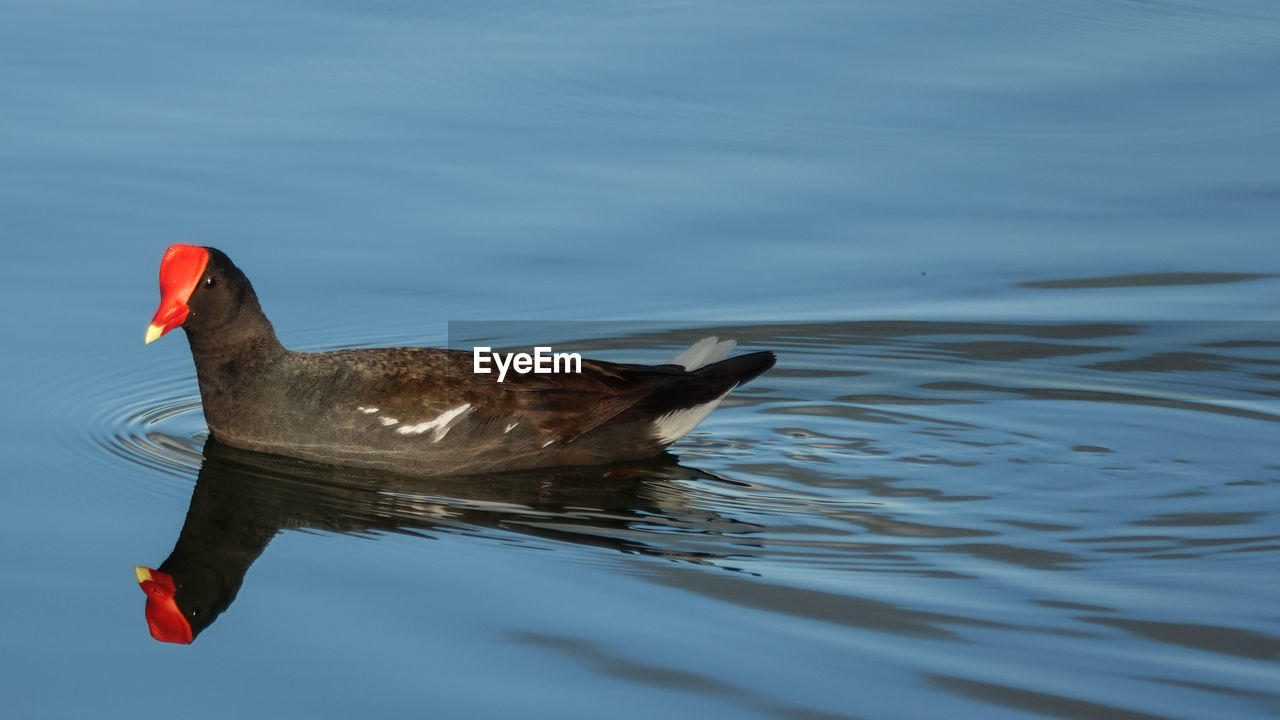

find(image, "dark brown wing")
[296,346,773,450]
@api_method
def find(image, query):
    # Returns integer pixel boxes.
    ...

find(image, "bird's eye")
[205,275,218,288]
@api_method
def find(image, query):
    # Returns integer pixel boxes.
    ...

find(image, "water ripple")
[69,318,1280,712]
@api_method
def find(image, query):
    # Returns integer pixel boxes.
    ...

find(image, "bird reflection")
[135,437,756,643]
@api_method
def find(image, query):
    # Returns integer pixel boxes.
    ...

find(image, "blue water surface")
[1,1,1278,718]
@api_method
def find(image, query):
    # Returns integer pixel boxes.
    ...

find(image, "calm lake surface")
[2,1,1278,718]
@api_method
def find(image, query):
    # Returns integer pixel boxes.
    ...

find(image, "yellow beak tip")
[144,324,164,345]
[134,566,153,583]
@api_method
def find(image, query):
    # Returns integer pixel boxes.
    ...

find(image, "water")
[2,1,1279,718]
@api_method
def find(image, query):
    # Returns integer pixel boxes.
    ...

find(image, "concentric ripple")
[55,319,1280,713]
[53,350,207,507]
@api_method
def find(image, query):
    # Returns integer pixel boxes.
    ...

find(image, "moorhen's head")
[144,244,257,344]
[134,564,236,644]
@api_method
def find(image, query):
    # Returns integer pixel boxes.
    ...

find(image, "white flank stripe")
[652,387,735,444]
[395,403,473,440]
[358,406,379,414]
[504,421,519,433]
[379,416,399,426]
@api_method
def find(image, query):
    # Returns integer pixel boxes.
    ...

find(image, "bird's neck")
[183,295,289,433]
[185,292,285,365]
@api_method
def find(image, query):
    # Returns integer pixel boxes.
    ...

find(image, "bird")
[144,244,775,476]
[134,437,740,643]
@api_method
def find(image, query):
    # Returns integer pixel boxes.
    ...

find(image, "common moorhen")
[144,245,775,476]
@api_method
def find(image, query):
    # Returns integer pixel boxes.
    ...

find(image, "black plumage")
[149,246,775,476]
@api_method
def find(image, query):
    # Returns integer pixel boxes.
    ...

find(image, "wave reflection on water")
[94,320,1280,717]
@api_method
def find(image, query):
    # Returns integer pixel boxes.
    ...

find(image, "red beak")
[135,566,194,644]
[145,245,209,344]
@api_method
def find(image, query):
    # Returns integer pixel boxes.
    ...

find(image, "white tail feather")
[669,336,737,371]
[651,387,735,444]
